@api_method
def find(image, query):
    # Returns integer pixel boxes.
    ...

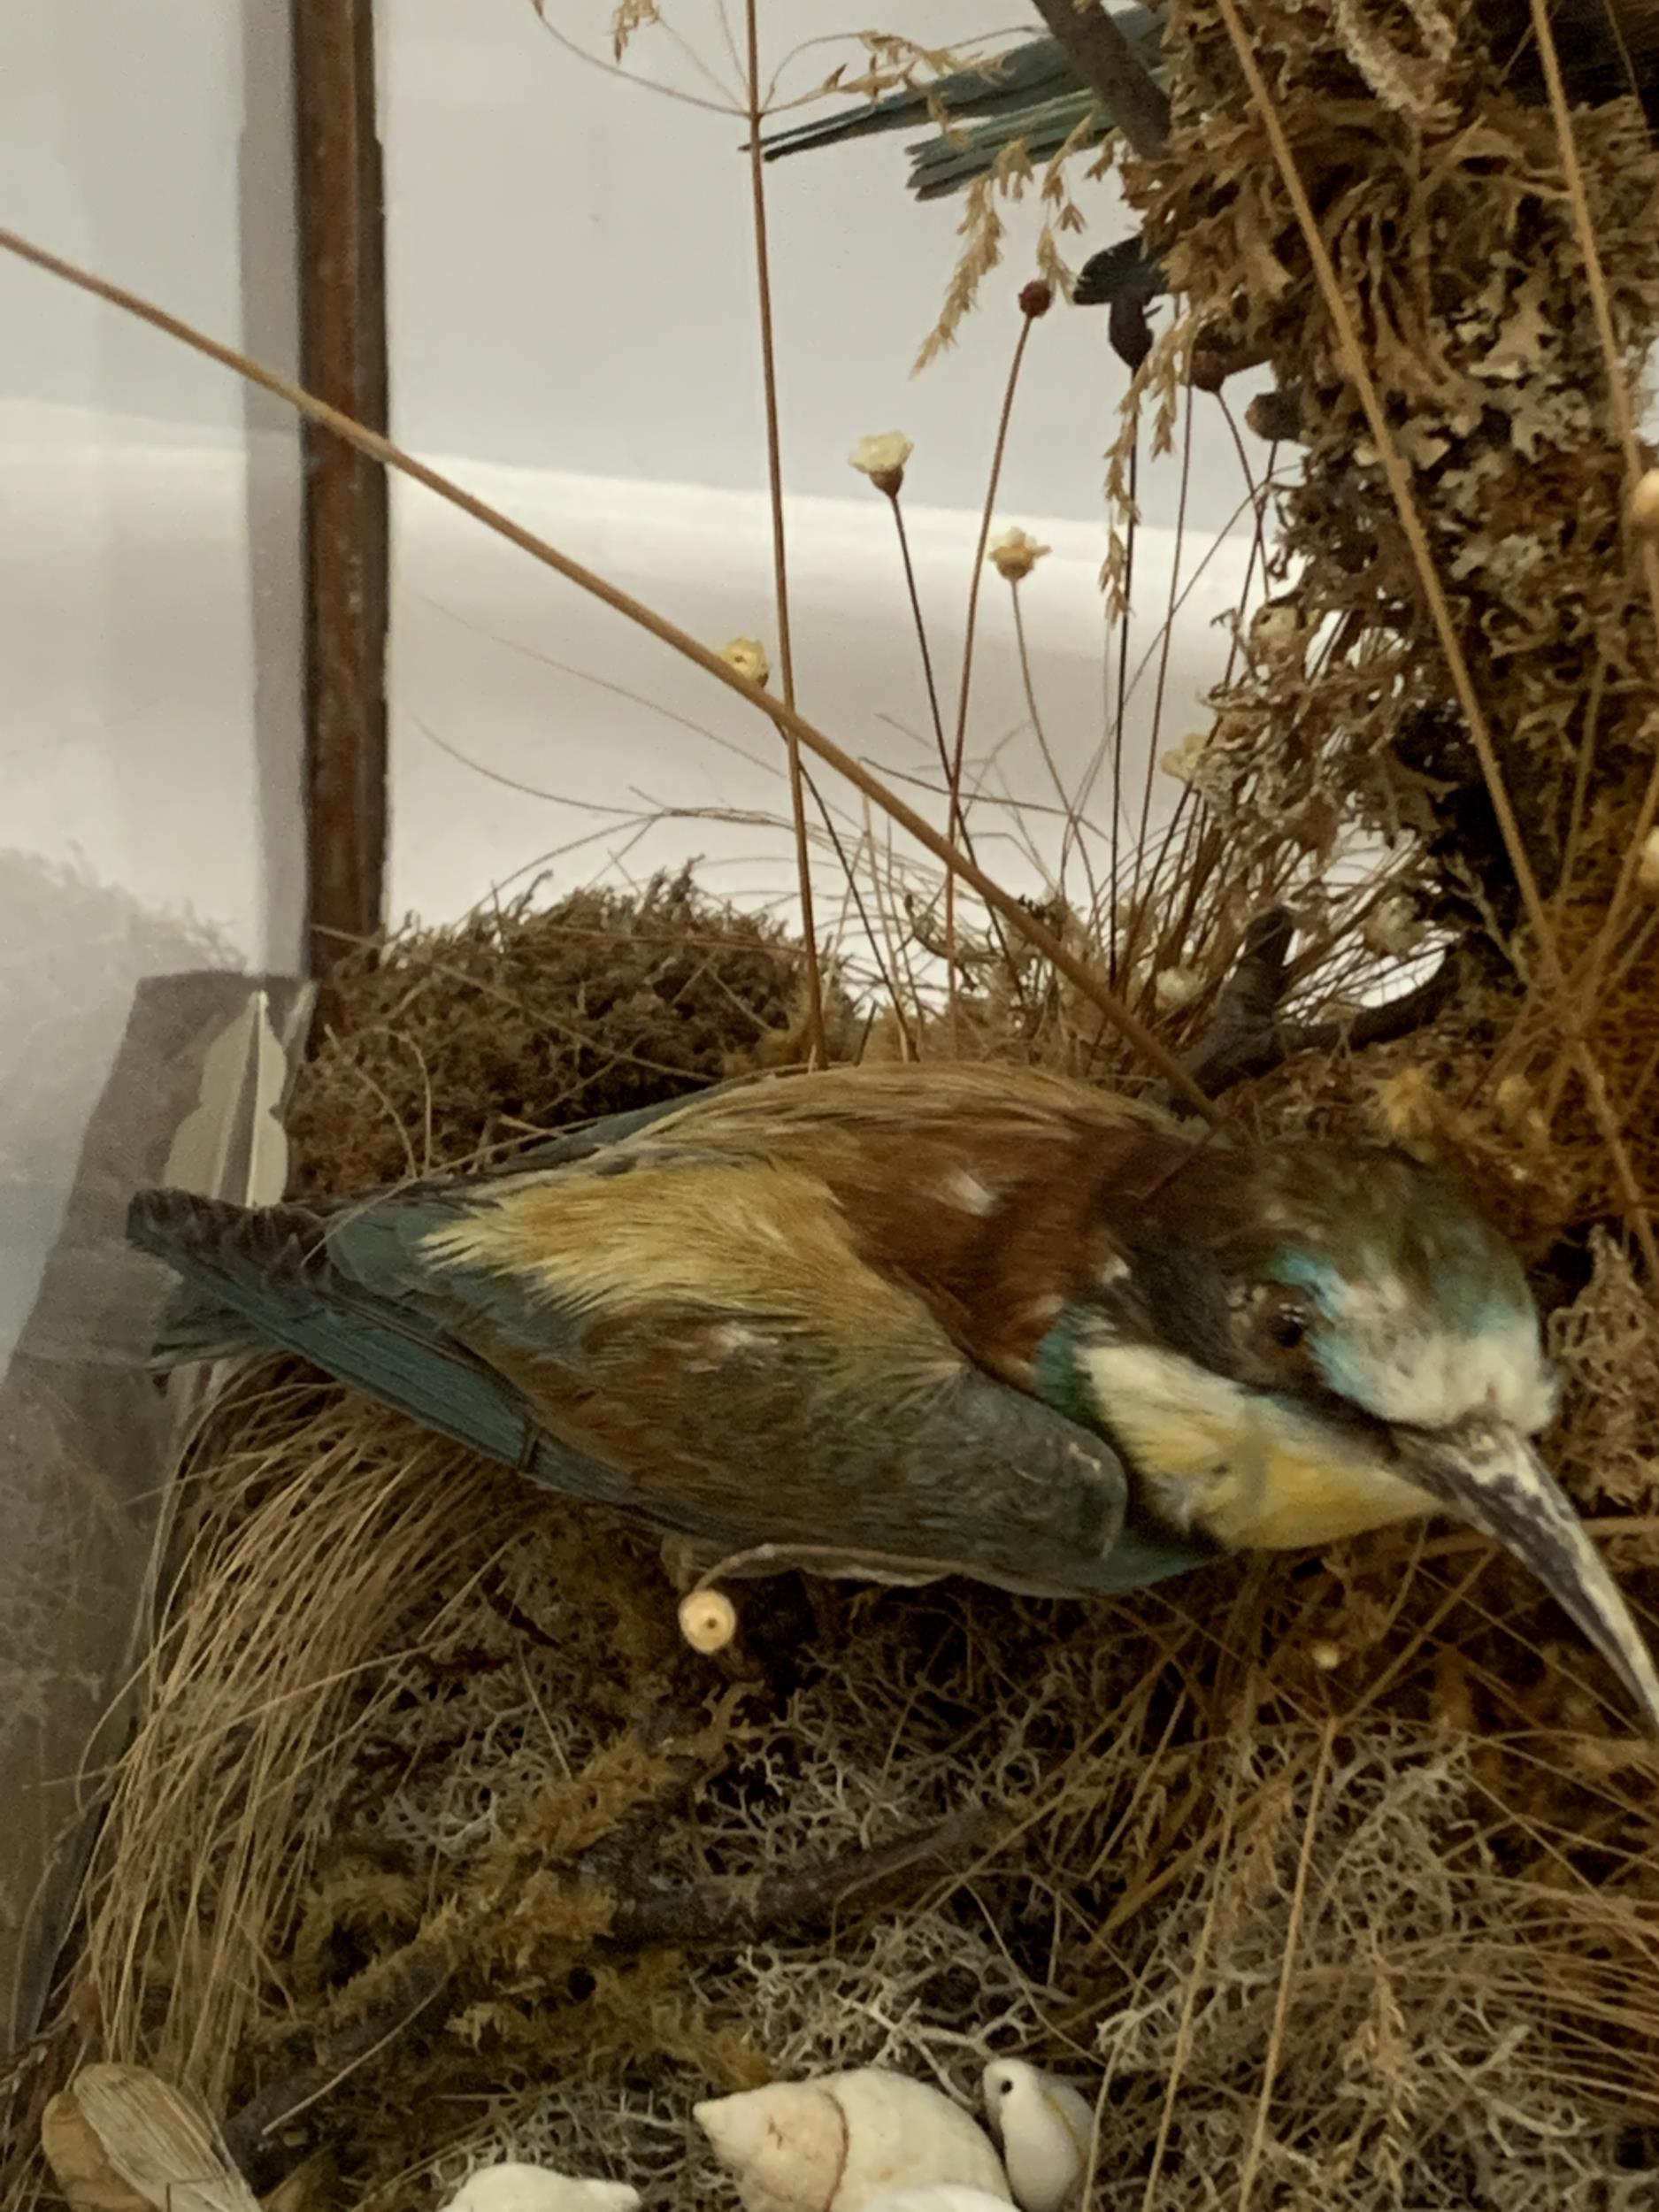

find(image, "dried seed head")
[1018,278,1055,319]
[1250,601,1302,660]
[1160,730,1210,786]
[718,637,771,688]
[1362,893,1424,958]
[1153,964,1204,1010]
[987,526,1051,584]
[849,431,913,496]
[1246,386,1304,442]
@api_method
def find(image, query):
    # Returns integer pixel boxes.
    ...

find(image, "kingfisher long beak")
[1394,1418,1659,1733]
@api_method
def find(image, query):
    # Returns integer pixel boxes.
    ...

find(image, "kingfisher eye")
[1265,1308,1308,1350]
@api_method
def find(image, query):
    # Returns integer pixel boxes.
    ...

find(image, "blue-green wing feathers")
[127,1112,1148,1593]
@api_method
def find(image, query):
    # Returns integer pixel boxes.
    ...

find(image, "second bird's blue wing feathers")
[759,12,1165,198]
[758,35,1081,157]
[906,92,1107,198]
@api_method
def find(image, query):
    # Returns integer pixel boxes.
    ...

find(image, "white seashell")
[980,2060,1094,2212]
[863,2193,1018,2212]
[436,2162,641,2212]
[695,2067,1011,2212]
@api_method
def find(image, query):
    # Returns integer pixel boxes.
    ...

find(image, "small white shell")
[436,2163,641,2212]
[980,2061,1094,2212]
[864,2193,1018,2212]
[695,2067,1011,2212]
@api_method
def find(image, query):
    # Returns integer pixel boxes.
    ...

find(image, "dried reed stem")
[0,220,1217,1115]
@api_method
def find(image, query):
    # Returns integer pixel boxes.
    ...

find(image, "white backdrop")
[380,0,1270,927]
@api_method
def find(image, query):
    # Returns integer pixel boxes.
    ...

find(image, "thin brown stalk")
[887,489,953,799]
[1215,390,1277,692]
[1236,1721,1335,2212]
[945,308,1040,1001]
[1128,382,1197,932]
[861,797,926,1053]
[1555,653,1609,926]
[807,787,915,1053]
[1107,440,1139,986]
[1210,0,1658,1277]
[887,486,1029,998]
[1525,0,1659,1045]
[1010,582,1097,912]
[743,0,826,1065]
[1477,653,1609,1102]
[1137,1712,1252,2212]
[0,220,1217,1113]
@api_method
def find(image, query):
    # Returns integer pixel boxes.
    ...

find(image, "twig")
[1106,440,1139,990]
[1525,0,1659,1120]
[222,1952,453,2164]
[220,1815,987,2166]
[1146,914,1460,1110]
[0,219,1218,1119]
[1027,0,1171,159]
[1170,904,1295,1098]
[599,1807,990,1947]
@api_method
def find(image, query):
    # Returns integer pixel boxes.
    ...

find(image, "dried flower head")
[849,432,913,495]
[1160,731,1210,787]
[1247,386,1305,442]
[718,637,771,688]
[1250,602,1303,661]
[1639,826,1659,895]
[987,526,1051,585]
[1362,893,1425,958]
[1019,278,1055,319]
[1153,964,1204,1010]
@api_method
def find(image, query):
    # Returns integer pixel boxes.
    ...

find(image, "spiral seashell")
[436,2162,641,2212]
[979,2061,1094,2212]
[695,2067,1011,2212]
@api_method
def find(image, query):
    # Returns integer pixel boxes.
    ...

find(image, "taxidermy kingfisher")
[127,1062,1659,1729]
